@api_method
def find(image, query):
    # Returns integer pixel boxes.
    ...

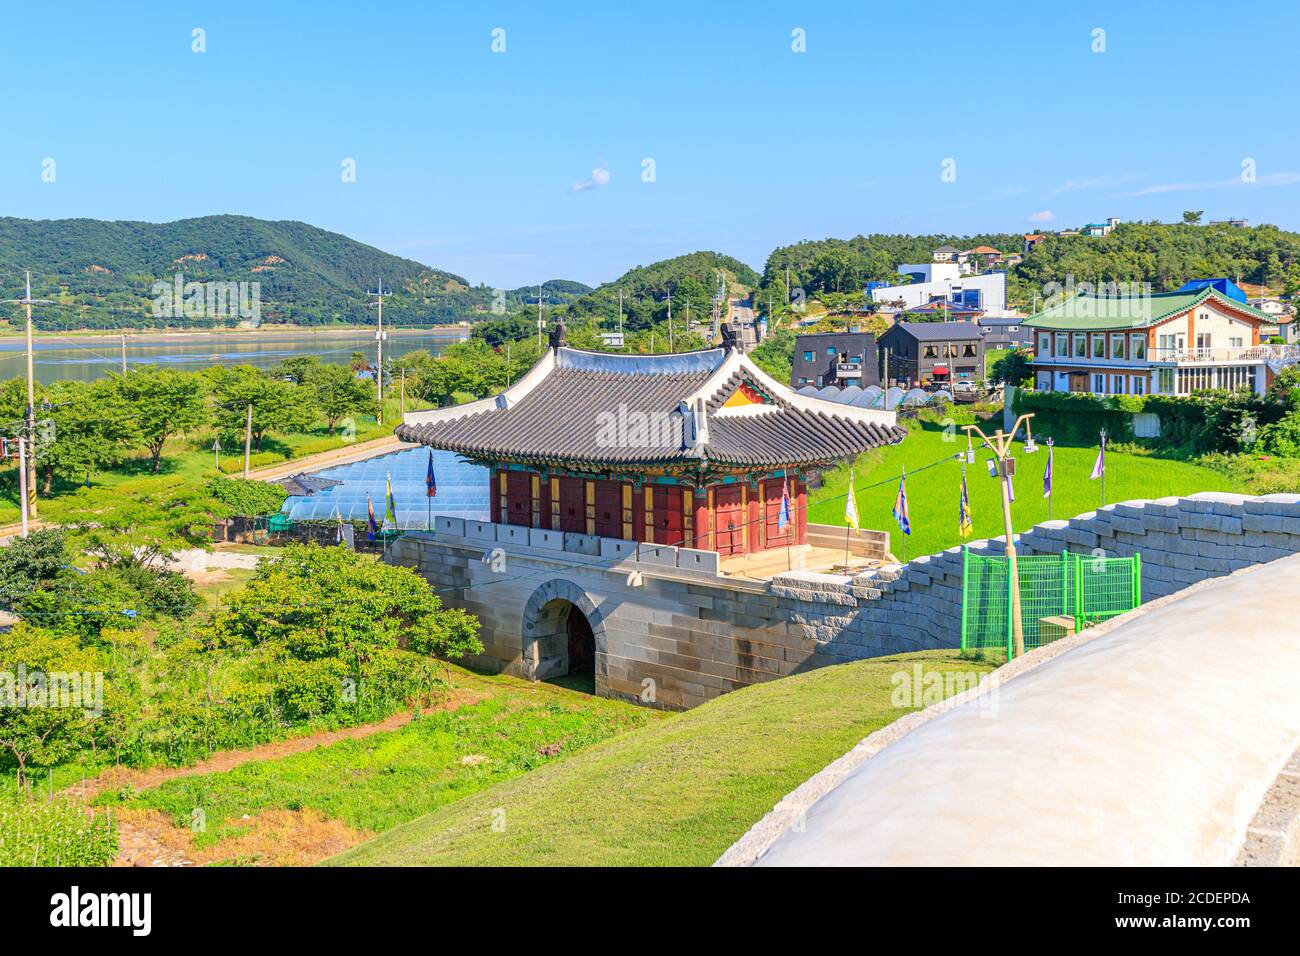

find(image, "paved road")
[729,299,757,350]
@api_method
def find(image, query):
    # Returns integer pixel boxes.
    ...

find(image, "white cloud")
[571,160,611,192]
[1118,171,1300,197]
[1050,175,1134,196]
[1027,209,1055,223]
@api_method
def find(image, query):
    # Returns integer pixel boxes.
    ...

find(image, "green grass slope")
[325,650,994,867]
[808,421,1240,560]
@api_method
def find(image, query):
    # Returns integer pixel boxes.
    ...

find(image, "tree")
[112,367,208,473]
[0,528,71,611]
[209,544,481,713]
[59,478,219,570]
[32,379,138,492]
[1182,210,1204,224]
[207,366,317,450]
[309,362,375,432]
[0,625,100,789]
[990,349,1034,387]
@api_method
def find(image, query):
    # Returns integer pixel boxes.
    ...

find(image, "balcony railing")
[1148,344,1300,364]
[836,362,863,376]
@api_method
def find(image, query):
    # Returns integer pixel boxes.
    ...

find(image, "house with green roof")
[1023,284,1299,397]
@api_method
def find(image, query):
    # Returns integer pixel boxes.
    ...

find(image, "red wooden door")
[764,479,793,548]
[652,486,683,546]
[714,485,745,555]
[505,471,532,526]
[594,480,623,539]
[557,477,586,533]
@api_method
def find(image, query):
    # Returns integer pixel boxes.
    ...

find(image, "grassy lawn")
[194,568,257,610]
[0,396,409,527]
[326,651,995,866]
[808,420,1242,560]
[98,669,655,860]
[984,347,1010,380]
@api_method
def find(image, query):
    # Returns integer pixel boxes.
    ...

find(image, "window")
[1112,374,1125,394]
[923,345,939,358]
[1092,335,1106,358]
[826,347,837,357]
[1092,373,1106,393]
[1038,332,1051,353]
[1007,325,1019,332]
[1055,334,1069,357]
[1229,336,1243,348]
[1157,368,1175,393]
[803,351,814,362]
[1073,334,1087,357]
[1131,335,1146,359]
[1110,334,1125,359]
[1132,375,1146,396]
[963,344,977,357]
[815,376,823,386]
[1196,333,1212,351]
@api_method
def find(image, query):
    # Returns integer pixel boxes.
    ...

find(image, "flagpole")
[1100,428,1107,507]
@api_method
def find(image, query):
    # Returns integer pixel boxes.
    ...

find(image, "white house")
[871,269,1009,317]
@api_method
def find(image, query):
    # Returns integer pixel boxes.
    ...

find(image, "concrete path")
[741,554,1300,866]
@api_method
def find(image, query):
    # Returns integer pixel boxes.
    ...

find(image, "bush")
[1254,412,1300,457]
[0,799,117,866]
[205,474,289,517]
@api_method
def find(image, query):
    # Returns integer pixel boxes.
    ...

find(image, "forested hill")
[0,215,590,331]
[761,224,1300,310]
[560,251,762,332]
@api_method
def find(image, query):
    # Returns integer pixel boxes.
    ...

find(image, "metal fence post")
[960,546,969,654]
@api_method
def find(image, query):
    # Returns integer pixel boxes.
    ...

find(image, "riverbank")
[0,324,471,344]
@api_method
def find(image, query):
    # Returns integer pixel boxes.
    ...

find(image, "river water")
[0,327,469,384]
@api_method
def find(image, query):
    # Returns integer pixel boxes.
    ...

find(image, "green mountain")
[762,223,1300,310]
[561,251,762,332]
[0,215,590,331]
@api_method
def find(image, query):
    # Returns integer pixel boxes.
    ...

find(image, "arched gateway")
[520,579,604,683]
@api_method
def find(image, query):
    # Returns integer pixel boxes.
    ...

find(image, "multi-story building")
[871,268,1009,316]
[1024,284,1298,397]
[878,320,985,387]
[792,331,879,388]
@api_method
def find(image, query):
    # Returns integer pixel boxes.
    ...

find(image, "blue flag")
[367,494,378,542]
[893,469,911,536]
[425,449,437,498]
[1043,440,1054,498]
[778,475,793,531]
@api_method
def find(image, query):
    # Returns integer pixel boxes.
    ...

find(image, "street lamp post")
[962,413,1037,658]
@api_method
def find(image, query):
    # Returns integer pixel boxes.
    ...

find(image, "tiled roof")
[395,347,906,471]
[890,321,985,341]
[1023,286,1273,331]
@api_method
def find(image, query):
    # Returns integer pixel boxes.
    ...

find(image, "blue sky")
[2,1,1298,289]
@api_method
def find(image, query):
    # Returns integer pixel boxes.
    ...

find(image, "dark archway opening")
[528,597,597,694]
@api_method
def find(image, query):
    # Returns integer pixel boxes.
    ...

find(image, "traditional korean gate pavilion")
[396,340,906,556]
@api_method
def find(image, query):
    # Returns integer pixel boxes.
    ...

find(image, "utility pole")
[962,414,1039,659]
[243,404,253,479]
[666,291,673,352]
[367,279,391,424]
[617,290,624,341]
[400,366,406,413]
[6,273,49,518]
[17,437,29,536]
[120,332,127,374]
[536,286,544,349]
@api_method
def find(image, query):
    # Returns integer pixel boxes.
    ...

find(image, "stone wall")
[783,492,1300,663]
[389,492,1300,710]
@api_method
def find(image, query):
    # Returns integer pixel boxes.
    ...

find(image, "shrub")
[205,474,289,517]
[0,799,117,867]
[1254,412,1300,457]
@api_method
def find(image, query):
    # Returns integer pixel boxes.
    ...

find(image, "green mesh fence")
[960,549,1142,658]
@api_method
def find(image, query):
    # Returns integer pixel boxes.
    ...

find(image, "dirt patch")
[72,688,486,802]
[114,806,370,867]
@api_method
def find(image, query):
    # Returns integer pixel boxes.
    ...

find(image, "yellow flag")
[844,468,860,533]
